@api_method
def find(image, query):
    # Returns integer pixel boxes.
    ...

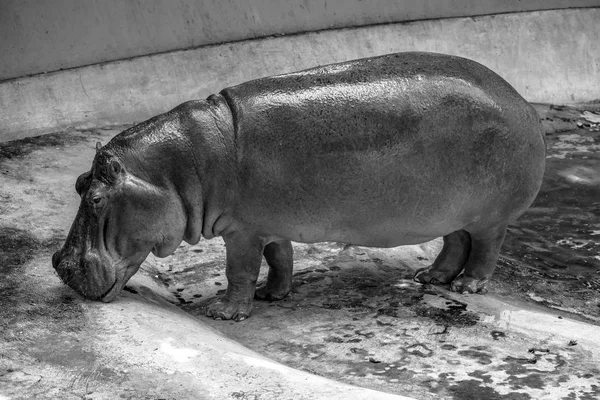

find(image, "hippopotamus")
[52,52,546,321]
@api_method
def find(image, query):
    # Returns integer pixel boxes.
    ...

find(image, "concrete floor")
[1,103,600,399]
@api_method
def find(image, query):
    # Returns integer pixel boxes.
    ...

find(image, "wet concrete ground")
[498,104,600,321]
[1,103,599,399]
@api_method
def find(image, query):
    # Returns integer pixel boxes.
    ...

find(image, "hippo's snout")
[52,248,117,300]
[52,249,76,287]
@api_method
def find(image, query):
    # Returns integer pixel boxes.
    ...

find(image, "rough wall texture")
[1,8,599,142]
[2,0,600,80]
[0,8,600,141]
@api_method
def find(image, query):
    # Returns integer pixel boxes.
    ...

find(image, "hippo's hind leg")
[255,240,294,301]
[450,225,507,294]
[206,231,263,321]
[414,230,471,285]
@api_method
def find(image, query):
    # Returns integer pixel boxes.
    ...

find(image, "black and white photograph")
[1,1,599,399]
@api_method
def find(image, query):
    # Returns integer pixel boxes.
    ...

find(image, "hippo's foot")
[256,240,294,302]
[447,225,506,295]
[450,274,489,294]
[413,267,455,285]
[206,297,253,321]
[413,230,471,286]
[254,280,291,301]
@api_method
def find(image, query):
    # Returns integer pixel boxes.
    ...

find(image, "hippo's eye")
[91,196,104,207]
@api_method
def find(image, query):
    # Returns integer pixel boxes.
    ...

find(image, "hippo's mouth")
[100,279,122,302]
[100,263,142,303]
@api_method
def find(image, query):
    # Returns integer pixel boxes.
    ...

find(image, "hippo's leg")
[414,230,471,285]
[450,225,507,294]
[206,232,263,321]
[255,239,294,301]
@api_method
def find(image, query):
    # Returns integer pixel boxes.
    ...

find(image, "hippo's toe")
[450,275,489,294]
[254,280,291,301]
[206,298,252,321]
[413,267,455,285]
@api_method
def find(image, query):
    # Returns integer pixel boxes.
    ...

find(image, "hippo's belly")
[235,148,484,247]
[233,111,504,247]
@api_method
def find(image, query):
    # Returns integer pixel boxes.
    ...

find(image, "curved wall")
[1,0,599,80]
[0,6,599,141]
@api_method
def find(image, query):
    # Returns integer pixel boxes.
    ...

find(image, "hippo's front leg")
[205,231,263,321]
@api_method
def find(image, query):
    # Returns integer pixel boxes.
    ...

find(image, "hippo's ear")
[96,142,102,153]
[109,159,124,178]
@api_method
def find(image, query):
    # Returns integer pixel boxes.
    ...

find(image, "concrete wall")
[2,0,600,81]
[1,8,599,142]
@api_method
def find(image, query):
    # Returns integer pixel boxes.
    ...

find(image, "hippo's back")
[218,52,545,245]
[222,51,535,127]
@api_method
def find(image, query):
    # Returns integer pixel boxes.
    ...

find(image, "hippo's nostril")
[51,245,118,300]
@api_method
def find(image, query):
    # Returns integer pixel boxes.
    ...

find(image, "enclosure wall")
[2,0,599,80]
[1,4,599,141]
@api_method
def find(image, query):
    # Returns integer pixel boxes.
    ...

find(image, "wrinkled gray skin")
[53,52,546,321]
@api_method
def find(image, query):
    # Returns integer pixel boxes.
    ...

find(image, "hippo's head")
[52,143,188,302]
